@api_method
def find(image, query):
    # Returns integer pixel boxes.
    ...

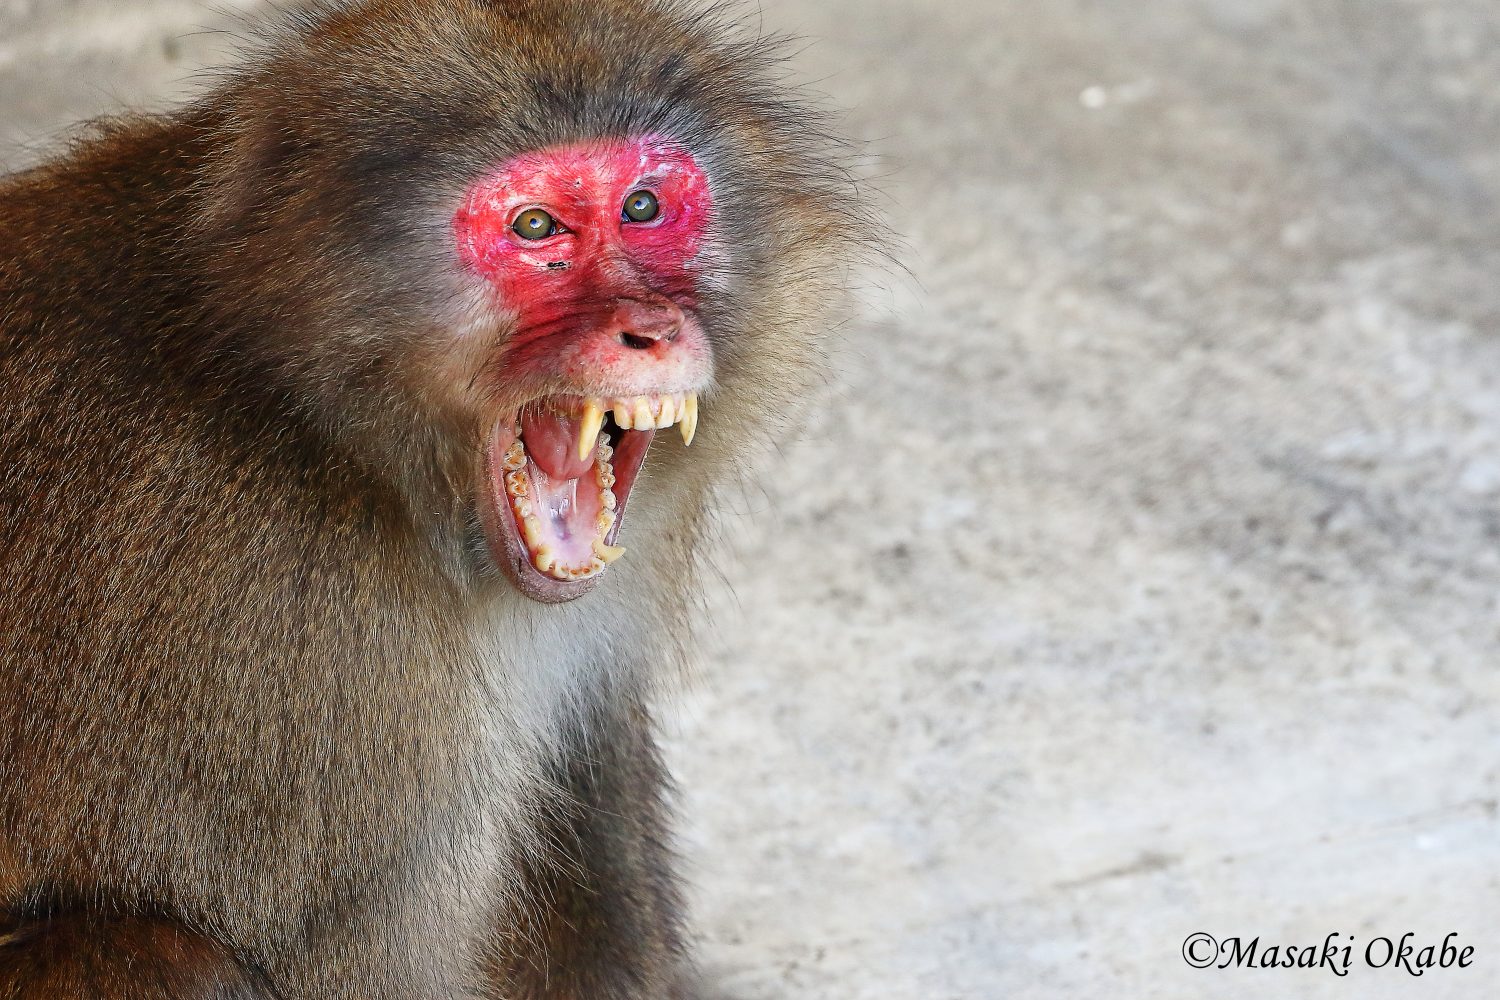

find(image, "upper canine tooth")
[632,398,653,430]
[577,400,605,461]
[612,400,634,430]
[680,394,699,447]
[658,395,677,427]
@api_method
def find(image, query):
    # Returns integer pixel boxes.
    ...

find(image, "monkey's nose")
[611,299,684,350]
[563,297,710,393]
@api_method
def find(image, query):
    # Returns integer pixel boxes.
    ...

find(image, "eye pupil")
[622,190,660,223]
[513,209,556,240]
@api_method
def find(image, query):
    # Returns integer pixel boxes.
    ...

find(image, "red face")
[454,136,715,602]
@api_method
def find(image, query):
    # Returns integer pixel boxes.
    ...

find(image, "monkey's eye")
[512,208,559,240]
[621,190,660,224]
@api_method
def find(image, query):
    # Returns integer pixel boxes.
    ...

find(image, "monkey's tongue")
[521,410,596,480]
[518,412,608,569]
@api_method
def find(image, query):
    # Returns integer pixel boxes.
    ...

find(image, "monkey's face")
[452,137,715,602]
[199,2,860,607]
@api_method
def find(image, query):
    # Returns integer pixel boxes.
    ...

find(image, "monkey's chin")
[478,405,657,604]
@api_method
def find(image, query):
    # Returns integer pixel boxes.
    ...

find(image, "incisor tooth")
[533,547,556,573]
[592,537,628,564]
[680,394,699,447]
[577,400,605,462]
[658,396,676,427]
[632,398,653,430]
[612,401,634,430]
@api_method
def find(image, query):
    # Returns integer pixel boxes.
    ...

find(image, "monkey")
[0,0,864,996]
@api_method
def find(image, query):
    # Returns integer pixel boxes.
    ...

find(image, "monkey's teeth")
[611,400,634,430]
[596,443,619,514]
[506,399,692,583]
[576,400,605,462]
[596,393,697,433]
[592,537,628,564]
[680,394,699,446]
[520,513,544,549]
[502,441,527,472]
[631,398,653,430]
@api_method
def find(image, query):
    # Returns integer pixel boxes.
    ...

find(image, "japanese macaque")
[0,0,862,996]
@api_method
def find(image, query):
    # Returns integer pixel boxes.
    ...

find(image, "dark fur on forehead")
[208,0,858,261]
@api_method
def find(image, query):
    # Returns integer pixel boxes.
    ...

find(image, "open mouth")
[481,394,699,602]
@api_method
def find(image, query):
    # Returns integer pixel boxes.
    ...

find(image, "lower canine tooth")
[533,548,556,573]
[592,538,627,564]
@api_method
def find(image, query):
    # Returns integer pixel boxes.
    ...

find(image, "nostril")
[610,298,684,349]
[618,332,659,350]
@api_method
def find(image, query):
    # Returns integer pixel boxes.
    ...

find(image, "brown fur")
[0,0,863,997]
[0,914,272,999]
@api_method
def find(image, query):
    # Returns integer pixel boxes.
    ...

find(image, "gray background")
[4,1,1499,998]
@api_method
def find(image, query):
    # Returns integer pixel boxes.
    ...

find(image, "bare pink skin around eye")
[453,137,712,330]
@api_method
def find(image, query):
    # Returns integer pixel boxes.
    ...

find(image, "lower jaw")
[479,418,655,604]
